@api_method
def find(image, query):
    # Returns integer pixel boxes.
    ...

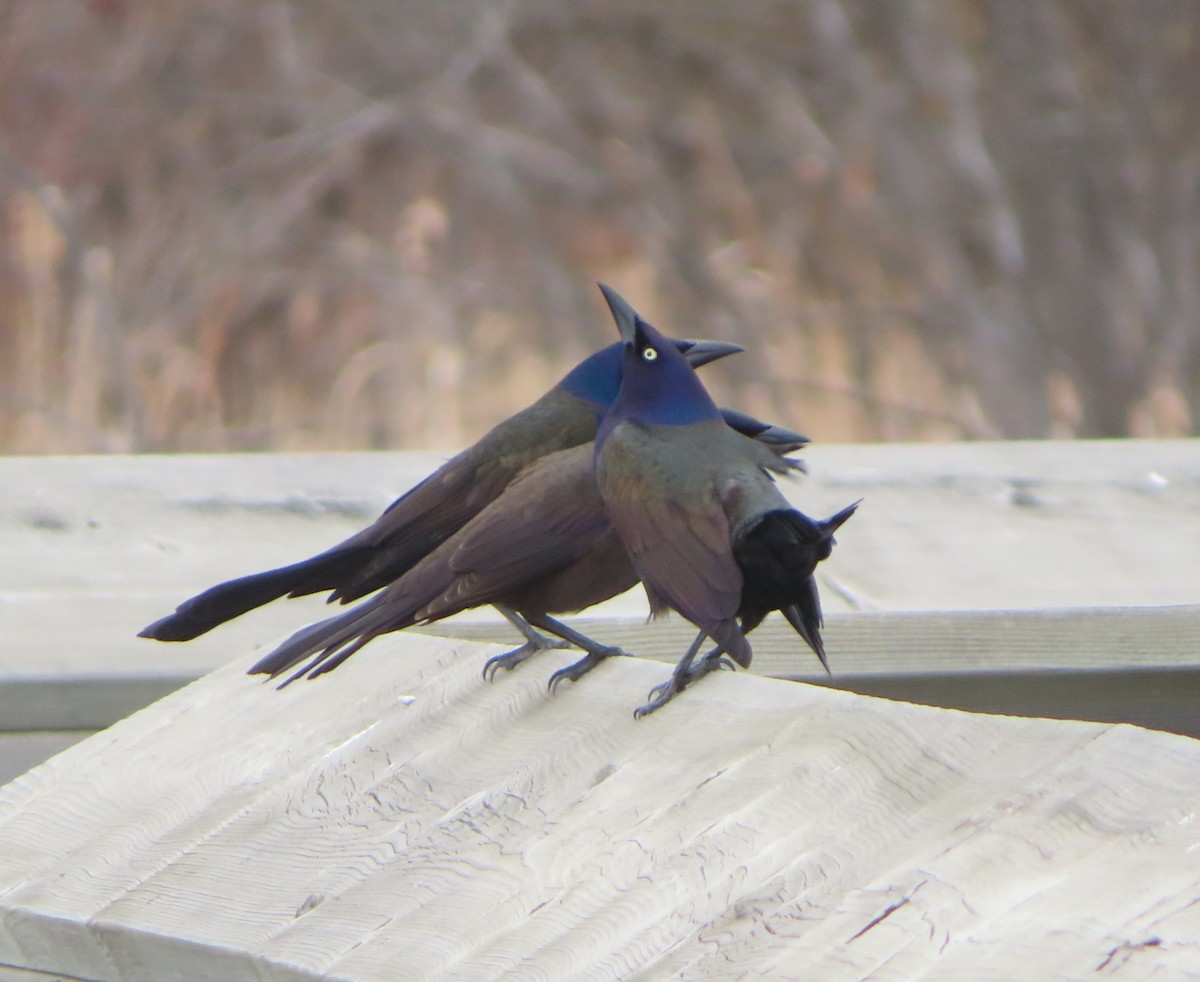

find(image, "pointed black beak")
[680,339,745,367]
[598,282,640,345]
[598,283,744,365]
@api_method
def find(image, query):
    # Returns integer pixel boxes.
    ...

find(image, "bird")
[245,402,810,688]
[592,284,859,717]
[138,333,744,648]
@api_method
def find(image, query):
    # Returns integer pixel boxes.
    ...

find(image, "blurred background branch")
[1,0,1196,453]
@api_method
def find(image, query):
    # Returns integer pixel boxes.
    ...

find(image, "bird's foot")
[633,653,734,718]
[482,633,571,682]
[686,653,737,681]
[633,675,684,718]
[546,646,630,693]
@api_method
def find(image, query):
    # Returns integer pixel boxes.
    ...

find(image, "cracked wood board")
[1,634,1198,980]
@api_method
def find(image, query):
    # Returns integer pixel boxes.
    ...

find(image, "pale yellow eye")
[642,347,658,362]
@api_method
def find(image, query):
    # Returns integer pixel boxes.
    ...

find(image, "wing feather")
[415,446,612,620]
[600,455,743,630]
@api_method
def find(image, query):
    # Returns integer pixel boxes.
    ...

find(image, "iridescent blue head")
[557,325,741,420]
[596,283,725,444]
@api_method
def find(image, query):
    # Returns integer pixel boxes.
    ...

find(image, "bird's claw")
[482,641,544,681]
[697,655,737,677]
[633,652,735,717]
[546,646,629,693]
[634,676,682,718]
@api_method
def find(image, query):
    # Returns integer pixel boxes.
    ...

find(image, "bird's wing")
[327,390,598,602]
[415,446,613,620]
[247,592,393,681]
[325,444,538,602]
[600,457,743,631]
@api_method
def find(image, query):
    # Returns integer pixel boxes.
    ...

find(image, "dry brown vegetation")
[1,1,1197,454]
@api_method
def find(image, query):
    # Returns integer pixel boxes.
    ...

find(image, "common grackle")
[247,406,809,687]
[593,284,858,717]
[139,335,742,645]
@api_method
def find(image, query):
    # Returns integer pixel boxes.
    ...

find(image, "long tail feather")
[139,550,371,641]
[247,594,401,681]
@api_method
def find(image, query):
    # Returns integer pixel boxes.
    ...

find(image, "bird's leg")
[665,615,763,690]
[687,643,738,681]
[634,629,717,718]
[481,605,572,681]
[524,613,632,692]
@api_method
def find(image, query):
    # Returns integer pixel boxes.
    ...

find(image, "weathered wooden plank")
[10,595,1200,702]
[3,440,1196,677]
[430,605,1200,738]
[0,637,1197,980]
[432,604,1200,676]
[2,442,1197,761]
[0,963,91,981]
[0,674,187,733]
[5,604,1199,737]
[4,440,1198,674]
[1,451,441,682]
[0,734,87,789]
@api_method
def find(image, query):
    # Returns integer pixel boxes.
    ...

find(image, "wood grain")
[2,442,1198,975]
[1,635,1198,980]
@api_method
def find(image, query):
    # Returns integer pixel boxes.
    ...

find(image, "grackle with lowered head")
[138,334,743,646]
[246,401,810,687]
[593,284,859,716]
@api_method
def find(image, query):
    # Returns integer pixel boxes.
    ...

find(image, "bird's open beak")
[679,339,745,367]
[598,283,744,365]
[598,282,639,345]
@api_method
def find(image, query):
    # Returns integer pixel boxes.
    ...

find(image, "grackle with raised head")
[593,284,858,716]
[246,404,810,687]
[139,334,742,645]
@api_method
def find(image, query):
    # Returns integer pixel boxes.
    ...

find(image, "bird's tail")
[138,550,370,642]
[247,592,408,685]
[719,408,810,455]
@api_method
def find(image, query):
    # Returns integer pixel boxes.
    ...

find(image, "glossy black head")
[597,283,724,436]
[558,338,740,412]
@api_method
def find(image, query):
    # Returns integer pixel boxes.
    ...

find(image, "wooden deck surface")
[2,635,1199,980]
[0,440,1198,978]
